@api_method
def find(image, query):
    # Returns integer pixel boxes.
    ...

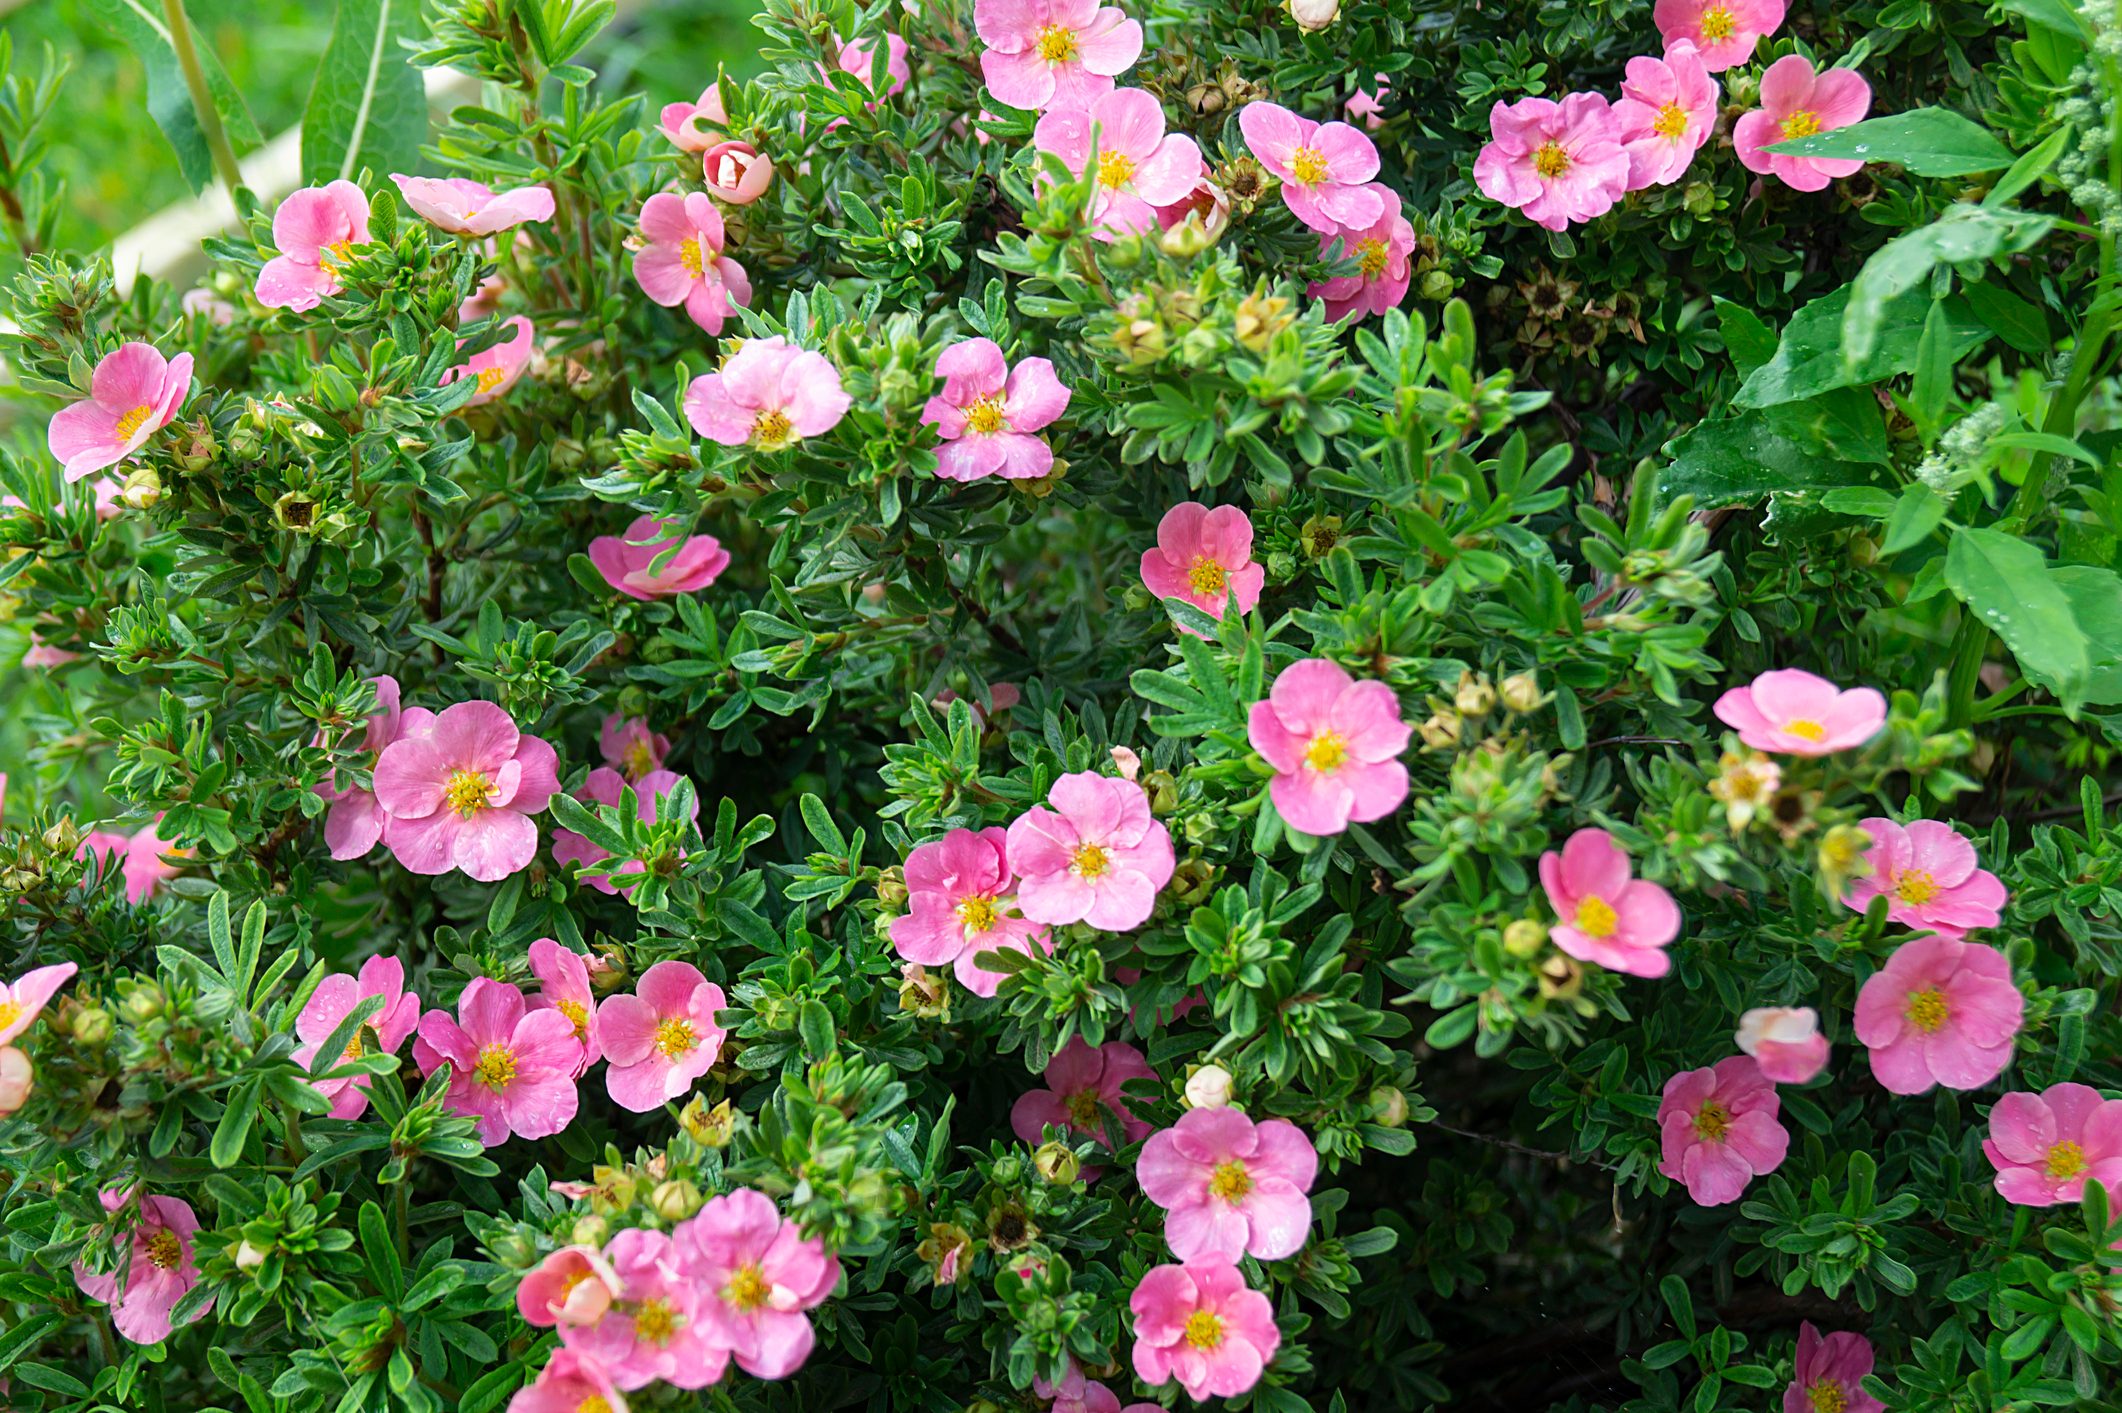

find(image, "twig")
[160,0,245,199]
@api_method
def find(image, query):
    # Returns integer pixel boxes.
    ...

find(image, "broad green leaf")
[1764,386,1891,466]
[1836,207,2054,369]
[1736,284,1989,408]
[1962,280,2052,354]
[1944,528,2090,706]
[1767,108,2012,175]
[301,0,429,184]
[2002,0,2093,39]
[1880,486,1947,554]
[1659,411,1877,507]
[1714,298,1778,377]
[2050,565,2122,706]
[84,0,262,194]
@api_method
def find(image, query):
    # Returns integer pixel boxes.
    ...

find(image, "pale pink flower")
[517,1245,624,1328]
[529,939,602,1073]
[1151,176,1230,241]
[373,700,560,882]
[413,977,580,1144]
[72,1189,212,1344]
[600,714,672,780]
[1139,1107,1316,1261]
[316,674,415,861]
[1139,502,1265,631]
[675,1187,840,1379]
[292,956,421,1119]
[564,1227,727,1389]
[459,272,507,323]
[1841,818,2007,940]
[1010,1037,1155,1154]
[1308,182,1414,322]
[256,181,371,311]
[599,960,728,1112]
[919,337,1071,481]
[1783,1325,1884,1413]
[0,963,76,1046]
[1473,93,1630,232]
[1982,1082,2122,1207]
[1656,1055,1789,1205]
[1715,668,1886,756]
[1613,42,1719,189]
[661,84,730,151]
[80,818,188,904]
[932,682,1022,724]
[181,286,237,325]
[684,336,852,449]
[1345,74,1390,131]
[1853,935,2022,1095]
[1735,1006,1829,1085]
[1735,56,1870,192]
[632,193,752,334]
[47,343,194,482]
[1005,771,1176,931]
[550,767,699,896]
[0,1046,32,1116]
[509,1348,631,1413]
[1653,0,1785,72]
[1238,101,1384,233]
[974,0,1144,112]
[826,32,911,101]
[1034,1362,1123,1413]
[1539,828,1681,978]
[588,514,731,600]
[1130,1260,1280,1400]
[1247,659,1410,837]
[1033,87,1205,240]
[22,634,80,668]
[889,827,1052,996]
[702,140,775,204]
[443,315,535,407]
[391,175,555,236]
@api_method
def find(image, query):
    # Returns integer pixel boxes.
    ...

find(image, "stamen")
[1574,895,1618,938]
[1290,147,1329,185]
[472,1044,517,1090]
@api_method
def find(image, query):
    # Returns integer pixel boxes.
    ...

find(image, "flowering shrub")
[2,0,2122,1408]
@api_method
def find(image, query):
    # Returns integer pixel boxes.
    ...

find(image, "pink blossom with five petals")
[1238,101,1384,233]
[1735,56,1871,192]
[919,337,1072,481]
[1853,934,2022,1095]
[675,1187,841,1379]
[47,342,194,482]
[1538,828,1681,978]
[889,827,1053,997]
[632,192,752,334]
[1473,93,1630,232]
[1129,1259,1280,1400]
[413,978,581,1144]
[1005,771,1176,931]
[1715,667,1886,756]
[1140,502,1265,632]
[684,337,852,449]
[256,181,371,311]
[974,0,1144,113]
[292,956,421,1119]
[390,175,555,235]
[599,960,728,1112]
[1138,1107,1317,1261]
[1982,1081,2122,1207]
[1032,88,1205,240]
[1841,817,2007,940]
[1247,658,1411,837]
[1656,1055,1789,1205]
[589,514,731,600]
[373,700,561,882]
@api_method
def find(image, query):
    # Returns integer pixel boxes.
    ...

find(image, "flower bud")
[1032,1141,1080,1185]
[42,819,82,855]
[0,1047,31,1117]
[650,1179,702,1222]
[71,1006,113,1045]
[122,984,164,1022]
[1184,1063,1234,1110]
[569,1214,609,1248]
[1109,746,1142,781]
[702,140,775,205]
[1142,769,1179,816]
[1682,181,1718,217]
[679,1095,735,1147]
[1418,269,1456,301]
[1502,918,1547,958]
[1417,710,1462,750]
[1185,82,1226,118]
[1498,672,1546,714]
[120,466,162,510]
[899,962,951,1020]
[1368,1085,1409,1127]
[1453,671,1496,718]
[234,1239,270,1272]
[1287,0,1340,28]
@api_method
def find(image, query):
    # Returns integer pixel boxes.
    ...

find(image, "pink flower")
[600,714,671,780]
[1653,0,1785,72]
[292,956,421,1119]
[529,939,602,1074]
[919,337,1072,481]
[413,978,580,1144]
[47,342,194,482]
[1735,1006,1830,1085]
[373,700,560,881]
[1983,1082,2122,1207]
[1735,56,1871,192]
[182,286,237,325]
[684,336,852,449]
[317,674,414,860]
[932,681,1022,724]
[1139,502,1265,631]
[0,1046,32,1116]
[599,960,728,1112]
[1612,42,1719,189]
[1005,771,1176,930]
[1473,93,1631,232]
[23,634,80,668]
[1139,1107,1317,1261]
[1853,935,2022,1095]
[517,1245,624,1328]
[443,315,535,407]
[80,819,189,903]
[661,84,729,151]
[1538,828,1681,978]
[72,1189,213,1344]
[702,140,775,204]
[1715,668,1886,756]
[675,1187,840,1379]
[1237,101,1384,233]
[1152,176,1230,240]
[459,273,506,323]
[509,1349,631,1413]
[1308,182,1414,322]
[1247,659,1410,837]
[551,767,700,896]
[1033,87,1205,240]
[588,514,731,600]
[1034,1363,1123,1413]
[1841,818,2007,940]
[1010,1037,1155,1154]
[1345,74,1390,131]
[390,175,555,236]
[1129,1260,1280,1400]
[1783,1325,1884,1413]
[0,963,75,1046]
[565,1227,727,1389]
[975,0,1144,112]
[826,32,911,101]
[889,827,1053,997]
[256,181,371,310]
[1656,1056,1789,1205]
[632,193,752,334]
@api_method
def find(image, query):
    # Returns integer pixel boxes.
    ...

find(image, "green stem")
[393,1180,411,1268]
[161,0,244,198]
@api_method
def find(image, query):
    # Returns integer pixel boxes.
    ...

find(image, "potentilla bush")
[1,0,2120,1409]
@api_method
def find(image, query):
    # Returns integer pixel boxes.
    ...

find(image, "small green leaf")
[1766,107,2012,175]
[1944,527,2090,706]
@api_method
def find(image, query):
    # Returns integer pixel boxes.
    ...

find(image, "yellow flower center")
[966,396,1009,435]
[622,737,657,779]
[724,1262,772,1311]
[634,1296,680,1344]
[1574,895,1618,938]
[343,1025,370,1061]
[1096,150,1136,188]
[145,1229,184,1269]
[1894,869,1940,906]
[1532,142,1571,180]
[1290,146,1329,185]
[957,894,998,935]
[1653,102,1689,139]
[1306,731,1348,773]
[1355,236,1389,278]
[1782,109,1822,140]
[1072,843,1109,878]
[1699,4,1736,39]
[679,236,705,278]
[557,998,590,1043]
[318,241,355,276]
[1693,1099,1731,1142]
[579,1399,612,1413]
[1783,718,1828,742]
[2046,1140,2088,1181]
[443,768,493,816]
[753,408,794,448]
[472,1044,517,1090]
[1066,1089,1101,1128]
[1209,1159,1252,1202]
[113,404,156,442]
[474,366,510,395]
[1187,556,1227,595]
[1035,23,1078,62]
[1809,1382,1846,1413]
[655,1016,698,1060]
[0,1001,23,1031]
[1905,987,1949,1034]
[1184,1309,1225,1349]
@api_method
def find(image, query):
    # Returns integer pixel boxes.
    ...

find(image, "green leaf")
[1658,411,1876,508]
[2049,566,2122,706]
[1944,528,2090,706]
[2002,0,2092,39]
[1767,107,2013,175]
[1735,284,1990,408]
[301,0,429,184]
[1880,486,1947,554]
[1834,208,2054,370]
[210,1077,263,1167]
[84,0,262,194]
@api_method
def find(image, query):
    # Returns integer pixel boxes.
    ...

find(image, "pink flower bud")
[702,140,774,205]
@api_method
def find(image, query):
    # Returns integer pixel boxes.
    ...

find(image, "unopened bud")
[42,819,82,855]
[1368,1085,1409,1127]
[650,1179,702,1222]
[1032,1141,1080,1185]
[1143,770,1179,816]
[121,985,164,1022]
[1417,711,1463,750]
[71,1006,113,1045]
[1454,671,1496,718]
[234,1239,270,1272]
[1502,918,1548,958]
[120,466,162,510]
[1184,1063,1234,1110]
[1499,672,1545,714]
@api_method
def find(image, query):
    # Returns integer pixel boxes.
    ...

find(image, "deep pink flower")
[391,175,555,236]
[661,84,729,151]
[1010,1037,1155,1156]
[414,978,580,1144]
[509,1348,630,1413]
[1735,57,1870,192]
[889,827,1052,996]
[564,1227,728,1389]
[932,682,1022,724]
[551,767,700,896]
[600,714,672,780]
[675,1187,841,1379]
[1033,87,1205,240]
[632,193,752,334]
[1539,828,1681,978]
[1151,176,1230,240]
[1782,1324,1884,1413]
[1841,818,2007,940]
[1735,1006,1830,1085]
[1715,668,1886,756]
[1656,1055,1789,1205]
[599,960,728,1113]
[684,336,852,449]
[1474,93,1630,232]
[919,337,1071,482]
[1247,659,1410,837]
[975,0,1144,112]
[373,701,560,882]
[1613,42,1719,189]
[1139,1107,1317,1261]
[1653,0,1785,72]
[292,956,421,1119]
[1853,935,2022,1095]
[71,1189,213,1344]
[1308,183,1414,322]
[1005,771,1176,931]
[256,181,371,310]
[316,674,415,860]
[1034,1362,1123,1413]
[1238,101,1383,233]
[0,963,76,1046]
[589,514,731,600]
[1345,74,1390,131]
[443,315,535,407]
[1130,1260,1280,1400]
[517,1245,624,1328]
[1983,1082,2122,1207]
[47,343,194,482]
[1139,502,1265,632]
[702,140,775,205]
[529,939,602,1075]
